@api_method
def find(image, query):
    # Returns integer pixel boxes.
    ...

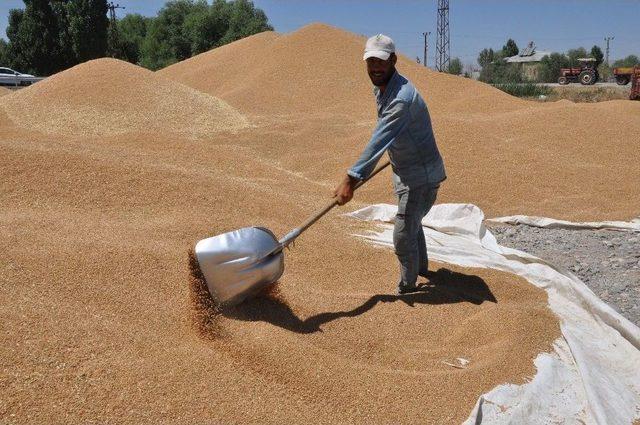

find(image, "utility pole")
[107,2,125,26]
[422,31,431,68]
[435,0,450,72]
[107,2,125,57]
[604,36,614,66]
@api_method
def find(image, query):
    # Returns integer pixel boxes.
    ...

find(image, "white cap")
[363,34,395,61]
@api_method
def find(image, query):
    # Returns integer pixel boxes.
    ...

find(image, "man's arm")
[347,98,410,181]
[334,99,411,205]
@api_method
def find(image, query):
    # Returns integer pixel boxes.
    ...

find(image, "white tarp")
[488,214,640,232]
[346,203,640,425]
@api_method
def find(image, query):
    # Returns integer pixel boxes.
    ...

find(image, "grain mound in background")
[159,23,525,117]
[0,86,11,96]
[1,58,249,138]
[160,23,640,221]
[437,98,640,220]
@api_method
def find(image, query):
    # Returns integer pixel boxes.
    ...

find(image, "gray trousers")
[393,184,439,287]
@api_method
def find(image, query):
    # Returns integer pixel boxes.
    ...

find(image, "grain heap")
[5,22,628,425]
[1,58,249,138]
[0,86,11,96]
[1,126,559,423]
[161,23,640,221]
[159,23,525,118]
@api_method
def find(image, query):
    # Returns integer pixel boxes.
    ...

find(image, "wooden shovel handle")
[279,160,391,247]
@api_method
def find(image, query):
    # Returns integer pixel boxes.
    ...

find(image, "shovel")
[194,160,391,307]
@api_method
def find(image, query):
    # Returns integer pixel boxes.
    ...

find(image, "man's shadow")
[223,268,497,334]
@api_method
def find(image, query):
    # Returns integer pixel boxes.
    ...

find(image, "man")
[334,34,446,295]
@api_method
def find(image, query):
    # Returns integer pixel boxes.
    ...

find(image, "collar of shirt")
[375,70,401,106]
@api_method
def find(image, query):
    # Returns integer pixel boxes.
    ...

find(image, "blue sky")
[1,0,638,67]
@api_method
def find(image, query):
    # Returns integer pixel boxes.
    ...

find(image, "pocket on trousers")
[392,172,410,195]
[396,191,410,216]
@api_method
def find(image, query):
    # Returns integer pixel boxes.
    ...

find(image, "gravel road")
[540,82,629,89]
[487,224,640,327]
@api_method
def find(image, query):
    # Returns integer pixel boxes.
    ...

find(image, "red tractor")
[557,58,599,85]
[630,66,640,100]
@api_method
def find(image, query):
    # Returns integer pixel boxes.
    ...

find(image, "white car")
[0,67,43,86]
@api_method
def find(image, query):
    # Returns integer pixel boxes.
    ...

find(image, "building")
[505,42,552,81]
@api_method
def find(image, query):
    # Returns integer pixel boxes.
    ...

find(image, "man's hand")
[333,175,358,205]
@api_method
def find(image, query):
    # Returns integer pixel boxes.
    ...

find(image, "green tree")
[538,53,570,83]
[0,39,8,65]
[184,0,228,54]
[477,48,494,68]
[447,57,463,75]
[479,60,523,84]
[502,39,519,58]
[6,1,60,75]
[566,47,587,67]
[3,0,273,73]
[590,45,604,67]
[140,0,208,70]
[598,63,611,81]
[140,0,272,70]
[613,55,640,67]
[67,0,109,62]
[140,27,174,70]
[218,0,272,45]
[4,9,24,70]
[51,1,76,70]
[111,14,151,64]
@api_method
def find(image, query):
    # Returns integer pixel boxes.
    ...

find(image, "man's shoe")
[397,284,420,295]
[419,270,433,279]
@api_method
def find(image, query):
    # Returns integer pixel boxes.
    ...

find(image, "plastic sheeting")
[488,214,640,232]
[346,203,640,425]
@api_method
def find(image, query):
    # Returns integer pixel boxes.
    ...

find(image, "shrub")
[492,82,552,98]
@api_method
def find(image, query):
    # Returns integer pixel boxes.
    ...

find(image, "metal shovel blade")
[194,227,284,306]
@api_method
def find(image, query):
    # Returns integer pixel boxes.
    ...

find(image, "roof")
[505,41,551,63]
[505,50,552,63]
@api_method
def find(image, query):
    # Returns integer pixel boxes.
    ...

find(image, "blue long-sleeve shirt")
[348,71,446,192]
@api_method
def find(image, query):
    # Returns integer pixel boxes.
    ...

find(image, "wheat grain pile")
[0,86,11,96]
[159,24,525,118]
[1,58,249,138]
[10,22,634,425]
[0,128,558,424]
[161,23,640,221]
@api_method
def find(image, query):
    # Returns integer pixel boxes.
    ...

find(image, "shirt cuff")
[347,169,364,180]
